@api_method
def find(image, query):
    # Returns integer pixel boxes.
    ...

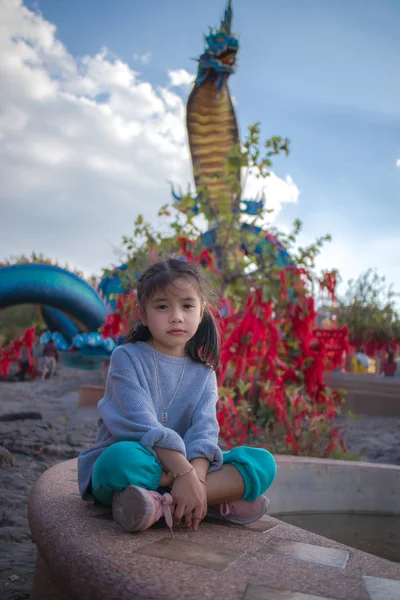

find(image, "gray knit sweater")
[78,342,222,499]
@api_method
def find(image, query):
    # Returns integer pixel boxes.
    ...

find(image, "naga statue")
[174,0,289,265]
[186,0,241,213]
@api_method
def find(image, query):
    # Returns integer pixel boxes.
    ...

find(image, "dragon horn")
[221,0,233,33]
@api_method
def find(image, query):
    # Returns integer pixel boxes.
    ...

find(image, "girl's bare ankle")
[159,470,174,487]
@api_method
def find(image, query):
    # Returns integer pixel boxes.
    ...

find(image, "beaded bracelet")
[172,466,194,480]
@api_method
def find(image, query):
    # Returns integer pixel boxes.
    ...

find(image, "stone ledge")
[28,458,400,600]
[325,373,400,417]
[77,385,105,408]
[268,456,400,516]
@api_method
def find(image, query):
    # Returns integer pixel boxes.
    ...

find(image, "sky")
[1,0,399,298]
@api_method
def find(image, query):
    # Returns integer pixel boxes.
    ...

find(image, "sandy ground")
[1,367,400,600]
[0,367,104,600]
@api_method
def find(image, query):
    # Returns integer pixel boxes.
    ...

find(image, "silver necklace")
[151,342,187,422]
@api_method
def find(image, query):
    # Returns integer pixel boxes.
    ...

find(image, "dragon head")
[195,0,239,92]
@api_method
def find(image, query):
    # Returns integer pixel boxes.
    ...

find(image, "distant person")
[44,339,59,361]
[16,345,30,381]
[383,350,397,377]
[353,347,370,374]
[40,340,59,379]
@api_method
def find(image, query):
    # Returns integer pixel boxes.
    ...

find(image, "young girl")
[78,259,276,533]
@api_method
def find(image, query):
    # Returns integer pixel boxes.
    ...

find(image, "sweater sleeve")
[98,347,186,456]
[183,369,223,469]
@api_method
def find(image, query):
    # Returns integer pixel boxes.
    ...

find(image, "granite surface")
[28,459,400,600]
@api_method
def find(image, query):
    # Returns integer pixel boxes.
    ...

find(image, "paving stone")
[363,575,400,600]
[205,515,278,533]
[244,585,339,600]
[137,537,244,571]
[258,538,349,569]
[244,516,279,533]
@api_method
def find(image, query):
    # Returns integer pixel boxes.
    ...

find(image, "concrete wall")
[268,455,400,516]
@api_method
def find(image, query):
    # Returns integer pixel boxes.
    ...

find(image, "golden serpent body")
[187,76,239,207]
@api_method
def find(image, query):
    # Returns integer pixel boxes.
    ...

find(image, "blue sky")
[2,0,400,296]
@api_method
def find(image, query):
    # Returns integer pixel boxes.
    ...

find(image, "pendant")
[161,412,168,422]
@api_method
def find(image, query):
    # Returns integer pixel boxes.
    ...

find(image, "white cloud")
[0,0,299,279]
[292,228,400,300]
[133,51,151,65]
[168,69,195,88]
[396,158,400,168]
[0,0,191,275]
[241,170,300,225]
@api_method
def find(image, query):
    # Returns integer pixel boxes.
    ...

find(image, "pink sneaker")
[208,495,269,525]
[112,486,174,533]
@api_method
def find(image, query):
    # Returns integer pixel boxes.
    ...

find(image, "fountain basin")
[269,456,400,562]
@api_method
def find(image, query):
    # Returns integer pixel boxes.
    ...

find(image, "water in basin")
[276,513,400,563]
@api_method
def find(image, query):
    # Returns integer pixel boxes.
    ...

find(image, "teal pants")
[91,441,276,508]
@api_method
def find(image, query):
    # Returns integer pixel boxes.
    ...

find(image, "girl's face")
[141,277,204,357]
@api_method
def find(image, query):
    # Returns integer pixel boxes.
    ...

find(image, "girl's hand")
[193,479,208,530]
[171,471,207,531]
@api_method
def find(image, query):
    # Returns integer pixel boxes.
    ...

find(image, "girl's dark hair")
[125,259,220,368]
